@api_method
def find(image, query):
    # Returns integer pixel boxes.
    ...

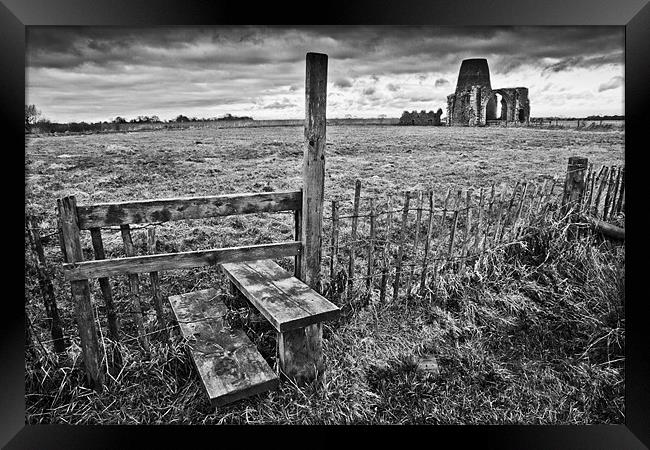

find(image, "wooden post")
[27,217,66,353]
[347,180,362,295]
[57,196,104,389]
[281,52,327,385]
[147,228,169,342]
[366,198,376,291]
[561,157,588,216]
[393,191,410,302]
[89,228,120,341]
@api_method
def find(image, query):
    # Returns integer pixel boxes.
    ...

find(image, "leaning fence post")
[27,216,66,353]
[280,51,327,385]
[57,196,104,390]
[561,156,588,217]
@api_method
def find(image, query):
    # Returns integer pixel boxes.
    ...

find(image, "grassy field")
[24,125,625,424]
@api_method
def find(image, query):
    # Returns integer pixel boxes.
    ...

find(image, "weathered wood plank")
[300,52,328,292]
[63,241,302,281]
[147,227,168,342]
[168,288,278,407]
[220,259,339,332]
[120,224,150,353]
[77,190,302,229]
[615,167,625,215]
[57,196,104,389]
[27,216,66,353]
[89,227,120,341]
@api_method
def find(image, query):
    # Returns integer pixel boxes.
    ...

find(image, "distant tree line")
[25,104,254,134]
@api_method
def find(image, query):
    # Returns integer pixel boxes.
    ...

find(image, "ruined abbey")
[446,58,530,126]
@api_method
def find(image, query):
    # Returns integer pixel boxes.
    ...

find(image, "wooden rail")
[63,241,302,281]
[76,190,302,229]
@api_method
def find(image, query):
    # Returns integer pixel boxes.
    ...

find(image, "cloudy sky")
[26,26,624,122]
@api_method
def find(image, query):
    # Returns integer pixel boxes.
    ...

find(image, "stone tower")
[455,58,492,93]
[446,58,530,126]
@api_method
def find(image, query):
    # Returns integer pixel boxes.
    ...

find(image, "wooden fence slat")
[27,217,66,353]
[77,190,303,229]
[347,180,362,294]
[147,227,169,342]
[460,189,472,271]
[329,200,339,284]
[447,210,459,259]
[293,190,303,278]
[366,198,376,291]
[603,166,617,221]
[592,166,608,216]
[120,224,150,353]
[609,166,623,218]
[57,196,104,390]
[393,191,410,302]
[419,190,435,295]
[89,227,120,342]
[615,167,625,215]
[379,196,393,303]
[406,191,424,297]
[474,187,484,251]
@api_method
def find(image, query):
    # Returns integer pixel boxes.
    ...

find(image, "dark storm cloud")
[598,76,624,92]
[26,26,624,121]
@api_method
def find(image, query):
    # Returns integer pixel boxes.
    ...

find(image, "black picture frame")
[6,0,648,447]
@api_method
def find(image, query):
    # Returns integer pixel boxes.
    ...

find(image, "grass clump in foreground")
[25,215,624,424]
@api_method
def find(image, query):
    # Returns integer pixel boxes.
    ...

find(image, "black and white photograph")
[23,23,629,427]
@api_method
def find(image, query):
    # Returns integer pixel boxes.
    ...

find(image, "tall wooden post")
[561,156,588,216]
[279,52,327,385]
[57,196,104,390]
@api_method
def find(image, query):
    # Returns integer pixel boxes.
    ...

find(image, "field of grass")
[24,125,625,424]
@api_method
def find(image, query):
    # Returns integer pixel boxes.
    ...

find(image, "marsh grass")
[25,211,624,424]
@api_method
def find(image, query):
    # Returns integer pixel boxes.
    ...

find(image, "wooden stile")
[147,227,169,342]
[120,224,150,353]
[347,180,362,294]
[57,196,104,389]
[366,198,376,291]
[89,227,120,341]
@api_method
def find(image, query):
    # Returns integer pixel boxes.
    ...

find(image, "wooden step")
[220,259,340,332]
[168,288,278,407]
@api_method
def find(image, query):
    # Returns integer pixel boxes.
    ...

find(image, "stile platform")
[220,259,340,332]
[169,288,278,407]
